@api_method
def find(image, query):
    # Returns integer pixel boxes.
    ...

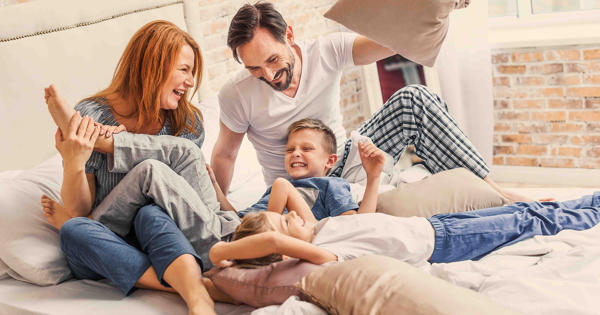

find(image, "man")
[211,1,526,203]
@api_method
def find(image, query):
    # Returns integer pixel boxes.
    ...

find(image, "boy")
[228,118,386,222]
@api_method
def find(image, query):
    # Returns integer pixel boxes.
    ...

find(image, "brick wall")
[0,0,369,134]
[492,45,600,169]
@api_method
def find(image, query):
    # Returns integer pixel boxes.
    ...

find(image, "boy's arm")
[357,142,385,214]
[206,164,236,212]
[267,178,317,224]
[209,232,336,266]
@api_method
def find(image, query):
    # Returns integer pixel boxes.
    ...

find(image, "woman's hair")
[232,212,283,268]
[85,20,203,135]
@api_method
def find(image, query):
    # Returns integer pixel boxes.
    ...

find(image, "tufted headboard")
[0,0,209,171]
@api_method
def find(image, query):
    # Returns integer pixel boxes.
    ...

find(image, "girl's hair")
[232,212,283,268]
[84,20,203,135]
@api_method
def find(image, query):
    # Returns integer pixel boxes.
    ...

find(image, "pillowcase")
[297,255,519,315]
[376,168,508,218]
[0,154,72,285]
[204,258,322,307]
[324,0,467,67]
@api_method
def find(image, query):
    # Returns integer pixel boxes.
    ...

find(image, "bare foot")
[41,195,72,230]
[44,84,76,134]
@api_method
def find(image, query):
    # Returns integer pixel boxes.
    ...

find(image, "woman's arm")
[209,232,336,266]
[267,178,317,224]
[55,115,99,217]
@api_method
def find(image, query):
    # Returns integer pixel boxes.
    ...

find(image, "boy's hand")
[55,112,100,168]
[358,141,385,178]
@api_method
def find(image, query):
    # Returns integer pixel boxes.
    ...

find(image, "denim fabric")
[60,204,201,295]
[428,192,600,263]
[239,177,358,220]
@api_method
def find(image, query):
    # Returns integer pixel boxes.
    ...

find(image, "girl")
[210,194,600,267]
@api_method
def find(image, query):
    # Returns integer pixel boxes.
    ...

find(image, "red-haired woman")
[41,20,229,314]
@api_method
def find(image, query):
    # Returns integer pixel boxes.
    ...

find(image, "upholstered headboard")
[0,0,209,171]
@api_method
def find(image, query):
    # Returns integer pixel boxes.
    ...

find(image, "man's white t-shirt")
[312,213,434,266]
[218,32,357,185]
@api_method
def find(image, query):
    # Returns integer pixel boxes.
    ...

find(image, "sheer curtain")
[434,0,494,164]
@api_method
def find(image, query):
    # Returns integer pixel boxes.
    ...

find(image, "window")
[488,0,600,48]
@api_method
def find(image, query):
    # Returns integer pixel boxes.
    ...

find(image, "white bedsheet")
[1,186,598,315]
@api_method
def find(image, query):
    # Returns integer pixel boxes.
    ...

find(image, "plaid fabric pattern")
[330,85,489,179]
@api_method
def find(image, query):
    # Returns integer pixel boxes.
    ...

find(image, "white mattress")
[1,186,598,315]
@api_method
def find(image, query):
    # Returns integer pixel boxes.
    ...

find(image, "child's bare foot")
[41,195,72,231]
[44,84,76,134]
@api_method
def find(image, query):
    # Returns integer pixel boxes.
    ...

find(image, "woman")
[42,20,228,314]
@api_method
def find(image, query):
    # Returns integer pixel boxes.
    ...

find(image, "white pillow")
[0,154,72,285]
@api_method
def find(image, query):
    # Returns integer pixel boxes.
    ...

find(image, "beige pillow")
[324,0,468,67]
[297,255,519,315]
[377,168,508,218]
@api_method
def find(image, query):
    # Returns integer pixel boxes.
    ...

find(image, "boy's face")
[285,129,337,179]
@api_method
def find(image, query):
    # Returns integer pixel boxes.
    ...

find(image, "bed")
[1,0,600,314]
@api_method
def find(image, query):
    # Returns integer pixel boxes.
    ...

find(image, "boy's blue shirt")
[238,176,359,220]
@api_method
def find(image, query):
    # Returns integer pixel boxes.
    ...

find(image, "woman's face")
[160,44,195,110]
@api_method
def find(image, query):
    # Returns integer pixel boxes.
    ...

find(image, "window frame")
[488,0,600,49]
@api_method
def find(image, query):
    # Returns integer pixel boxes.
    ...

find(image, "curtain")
[434,0,494,164]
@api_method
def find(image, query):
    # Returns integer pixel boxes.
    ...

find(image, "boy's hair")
[231,212,283,268]
[287,118,337,154]
[227,1,287,63]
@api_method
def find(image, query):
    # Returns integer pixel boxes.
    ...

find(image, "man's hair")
[231,212,283,268]
[227,1,287,63]
[287,118,337,154]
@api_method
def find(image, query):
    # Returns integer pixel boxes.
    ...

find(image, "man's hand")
[55,113,100,168]
[358,141,385,178]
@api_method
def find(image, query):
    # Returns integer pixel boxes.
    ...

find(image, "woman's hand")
[55,113,100,168]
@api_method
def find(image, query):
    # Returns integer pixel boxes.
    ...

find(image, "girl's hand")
[358,141,385,178]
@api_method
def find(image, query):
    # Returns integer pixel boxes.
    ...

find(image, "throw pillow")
[324,0,467,67]
[376,168,508,218]
[204,258,322,307]
[0,154,72,285]
[297,255,519,315]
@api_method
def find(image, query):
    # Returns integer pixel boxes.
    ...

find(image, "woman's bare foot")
[41,195,72,230]
[44,84,76,134]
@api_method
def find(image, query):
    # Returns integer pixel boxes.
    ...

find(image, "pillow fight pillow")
[297,255,519,315]
[0,154,72,285]
[324,0,468,67]
[377,168,508,218]
[204,258,323,307]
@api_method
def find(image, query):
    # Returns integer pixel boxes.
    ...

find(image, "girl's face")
[160,44,195,110]
[264,211,314,242]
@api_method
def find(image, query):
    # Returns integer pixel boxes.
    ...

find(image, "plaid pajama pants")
[329,84,490,179]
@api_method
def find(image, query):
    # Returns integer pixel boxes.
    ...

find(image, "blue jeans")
[59,204,201,295]
[428,192,600,263]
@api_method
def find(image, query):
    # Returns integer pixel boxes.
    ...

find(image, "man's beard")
[260,52,295,91]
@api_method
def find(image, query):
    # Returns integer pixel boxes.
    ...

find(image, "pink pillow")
[204,259,322,307]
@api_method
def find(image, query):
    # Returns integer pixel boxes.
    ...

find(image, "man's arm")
[352,35,395,66]
[210,121,244,195]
